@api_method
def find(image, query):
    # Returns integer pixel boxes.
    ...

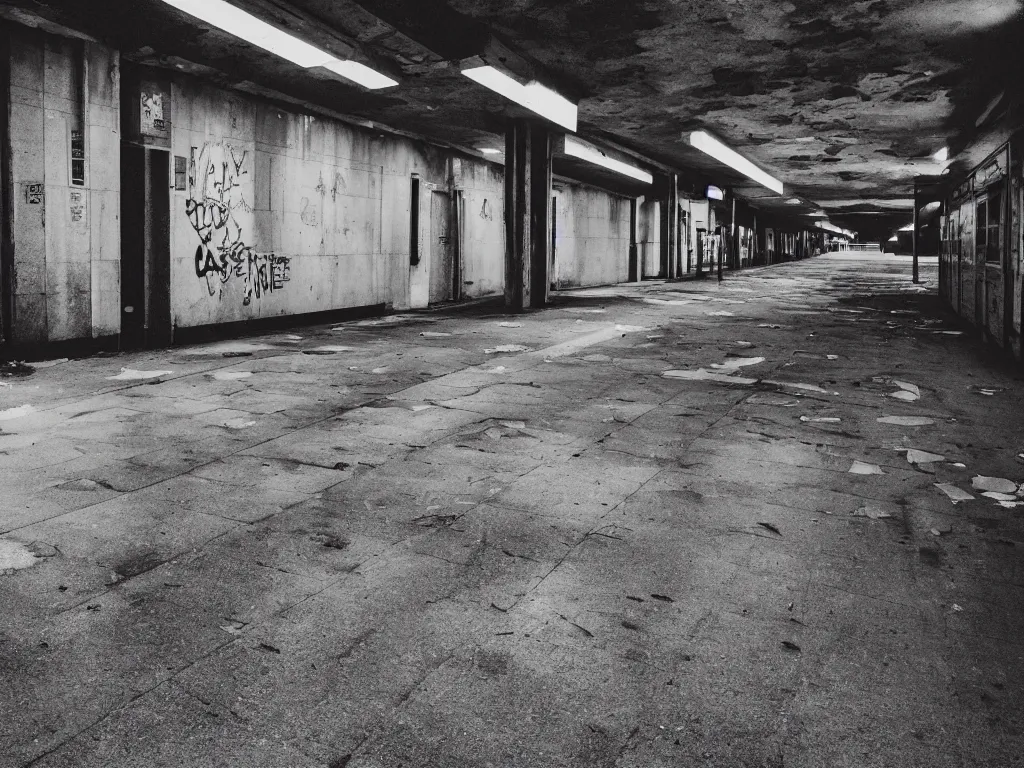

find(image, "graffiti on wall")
[186,142,290,305]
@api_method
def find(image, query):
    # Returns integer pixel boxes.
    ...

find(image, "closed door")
[429,191,452,304]
[119,145,171,349]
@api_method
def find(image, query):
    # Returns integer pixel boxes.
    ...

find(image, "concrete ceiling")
[8,0,1024,239]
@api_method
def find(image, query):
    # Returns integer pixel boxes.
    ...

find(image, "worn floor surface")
[2,254,1023,768]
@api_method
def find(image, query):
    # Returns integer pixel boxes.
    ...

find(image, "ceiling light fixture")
[462,66,577,132]
[322,60,398,90]
[560,136,652,183]
[479,148,503,155]
[815,221,855,238]
[686,131,784,195]
[160,0,397,88]
[706,185,724,201]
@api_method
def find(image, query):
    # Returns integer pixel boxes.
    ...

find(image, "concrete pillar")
[659,173,679,279]
[504,119,552,310]
[912,180,920,284]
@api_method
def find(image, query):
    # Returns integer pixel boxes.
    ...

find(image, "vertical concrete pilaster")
[504,119,551,310]
[659,173,678,279]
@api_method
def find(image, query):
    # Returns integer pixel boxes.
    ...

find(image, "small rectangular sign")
[26,183,44,205]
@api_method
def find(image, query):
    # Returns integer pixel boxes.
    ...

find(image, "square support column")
[504,119,552,310]
[659,173,679,279]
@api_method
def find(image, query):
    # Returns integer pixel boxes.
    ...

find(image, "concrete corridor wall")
[553,183,631,289]
[1,22,667,350]
[6,30,120,345]
[170,80,505,329]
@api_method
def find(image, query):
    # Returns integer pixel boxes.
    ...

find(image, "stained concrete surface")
[2,253,1023,767]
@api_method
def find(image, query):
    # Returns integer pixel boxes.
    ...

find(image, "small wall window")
[410,177,420,266]
[985,190,1002,262]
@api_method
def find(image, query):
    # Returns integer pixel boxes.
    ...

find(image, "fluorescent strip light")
[322,60,397,90]
[562,137,652,184]
[463,66,577,132]
[479,148,503,155]
[160,0,334,67]
[688,131,784,195]
[161,0,398,88]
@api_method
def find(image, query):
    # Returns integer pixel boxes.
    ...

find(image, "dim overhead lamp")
[686,131,784,195]
[462,66,577,132]
[159,0,397,88]
[706,185,724,201]
[560,136,653,184]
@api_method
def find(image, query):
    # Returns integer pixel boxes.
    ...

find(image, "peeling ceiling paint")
[8,0,1024,238]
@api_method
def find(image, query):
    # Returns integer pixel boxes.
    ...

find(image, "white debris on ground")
[877,416,935,426]
[710,356,765,371]
[106,368,174,381]
[0,539,39,573]
[971,476,1018,494]
[0,404,36,421]
[484,345,532,354]
[935,483,974,503]
[663,369,758,385]
[211,371,253,381]
[904,449,946,464]
[849,461,885,475]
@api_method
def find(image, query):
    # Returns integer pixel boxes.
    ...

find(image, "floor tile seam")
[22,353,306,417]
[15,631,241,768]
[50,521,251,616]
[1,397,393,537]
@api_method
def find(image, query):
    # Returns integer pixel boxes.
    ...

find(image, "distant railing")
[830,242,881,252]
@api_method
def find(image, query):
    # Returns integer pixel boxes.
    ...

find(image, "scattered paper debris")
[735,341,753,348]
[615,324,647,333]
[952,604,964,612]
[766,380,829,394]
[705,311,735,317]
[711,356,765,371]
[972,476,1017,494]
[212,371,253,381]
[951,462,966,468]
[758,324,782,329]
[484,345,531,354]
[0,404,36,421]
[905,449,945,464]
[877,416,935,426]
[826,355,839,360]
[220,417,257,429]
[498,322,522,328]
[889,390,920,402]
[746,394,798,407]
[981,491,1018,502]
[0,539,40,572]
[800,416,840,423]
[852,505,892,519]
[312,346,358,353]
[934,330,964,336]
[30,358,69,369]
[420,332,452,338]
[849,461,884,475]
[188,342,275,355]
[935,483,974,503]
[107,368,173,381]
[663,369,757,385]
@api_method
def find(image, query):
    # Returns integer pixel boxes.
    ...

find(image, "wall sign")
[70,130,85,186]
[70,190,86,223]
[26,183,44,205]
